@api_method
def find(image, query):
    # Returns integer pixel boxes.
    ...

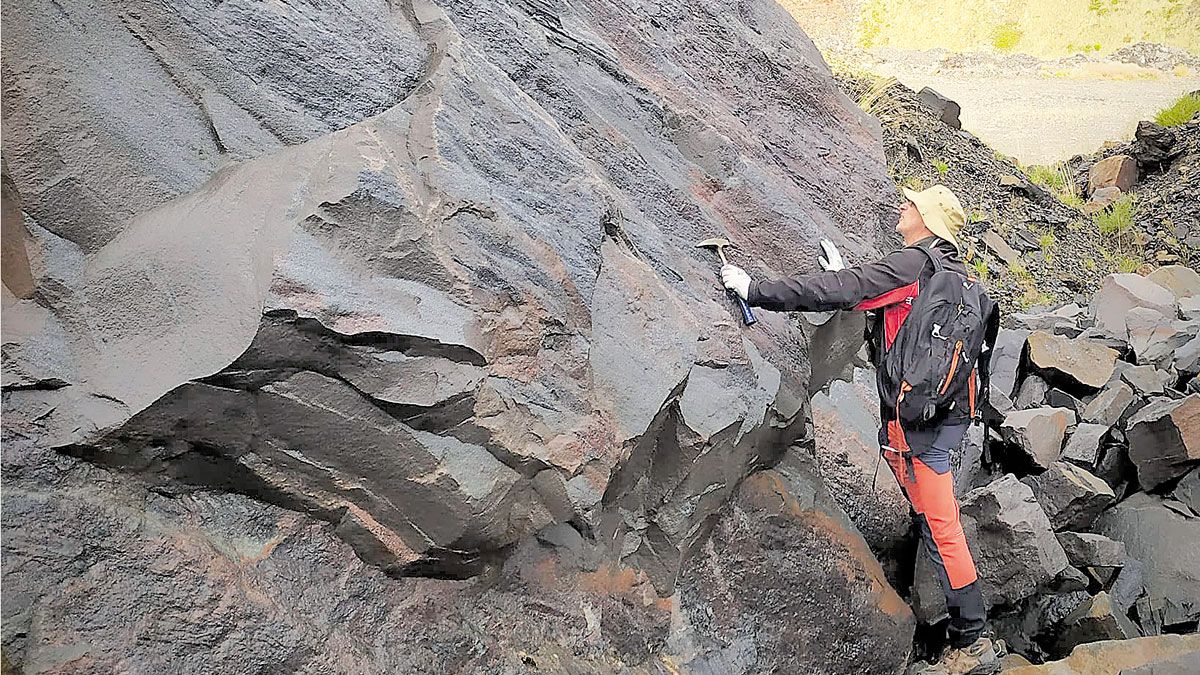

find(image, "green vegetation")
[969,257,989,280]
[1153,92,1200,127]
[1025,162,1083,208]
[1095,194,1135,236]
[850,0,1200,58]
[1038,230,1056,252]
[1093,194,1145,272]
[991,23,1024,51]
[933,158,950,175]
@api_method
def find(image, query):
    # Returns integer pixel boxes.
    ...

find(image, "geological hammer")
[697,237,757,326]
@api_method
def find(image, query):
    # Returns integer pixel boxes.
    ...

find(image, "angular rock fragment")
[1125,395,1200,489]
[1001,407,1075,470]
[1081,382,1135,427]
[1026,462,1115,531]
[1087,154,1137,194]
[1015,375,1050,409]
[917,86,961,129]
[1120,364,1170,397]
[1125,307,1198,367]
[1061,423,1108,469]
[1047,389,1085,415]
[1172,467,1200,515]
[1088,274,1178,339]
[1056,532,1127,569]
[1026,331,1118,393]
[1175,334,1200,375]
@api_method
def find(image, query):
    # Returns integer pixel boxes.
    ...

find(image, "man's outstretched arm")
[725,242,930,313]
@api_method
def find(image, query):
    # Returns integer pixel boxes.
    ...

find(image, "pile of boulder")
[910,265,1200,663]
[1069,113,1200,267]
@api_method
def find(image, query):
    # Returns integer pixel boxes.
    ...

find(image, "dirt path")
[884,74,1200,165]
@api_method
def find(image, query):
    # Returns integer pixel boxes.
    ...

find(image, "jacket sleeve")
[746,247,928,312]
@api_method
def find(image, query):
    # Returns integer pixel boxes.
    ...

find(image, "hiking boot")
[913,636,1007,675]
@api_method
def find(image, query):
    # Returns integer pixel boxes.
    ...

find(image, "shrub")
[1154,92,1200,127]
[991,23,1023,51]
[933,158,950,175]
[1095,194,1135,236]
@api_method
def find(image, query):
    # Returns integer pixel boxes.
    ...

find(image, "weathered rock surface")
[1001,408,1076,470]
[1081,382,1135,427]
[1026,463,1115,531]
[1004,634,1200,675]
[2,0,903,669]
[1094,492,1200,628]
[1125,395,1200,490]
[1025,331,1117,393]
[1125,308,1198,368]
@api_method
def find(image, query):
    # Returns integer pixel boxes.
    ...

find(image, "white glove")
[819,239,845,271]
[721,264,751,300]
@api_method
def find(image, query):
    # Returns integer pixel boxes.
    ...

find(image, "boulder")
[1147,265,1200,301]
[1125,307,1198,367]
[1088,274,1178,339]
[1081,382,1135,427]
[1026,331,1118,393]
[1026,462,1115,531]
[1087,154,1137,195]
[1182,296,1200,323]
[1094,492,1200,626]
[1054,592,1141,656]
[1133,120,1181,167]
[912,475,1070,620]
[1061,423,1109,470]
[1004,634,1200,675]
[990,328,1032,403]
[1056,532,1127,569]
[1001,408,1075,470]
[917,86,962,130]
[1126,395,1200,490]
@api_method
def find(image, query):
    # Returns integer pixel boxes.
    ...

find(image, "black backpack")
[881,246,999,429]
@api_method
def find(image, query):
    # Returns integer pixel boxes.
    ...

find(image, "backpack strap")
[976,299,1001,418]
[913,240,945,274]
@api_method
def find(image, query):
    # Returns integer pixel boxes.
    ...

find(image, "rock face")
[2,0,905,669]
[1125,395,1200,490]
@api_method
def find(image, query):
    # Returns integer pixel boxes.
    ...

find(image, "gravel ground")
[879,73,1200,164]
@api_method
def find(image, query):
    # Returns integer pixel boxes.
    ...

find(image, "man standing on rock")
[722,185,1005,675]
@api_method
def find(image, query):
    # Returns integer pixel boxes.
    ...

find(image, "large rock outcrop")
[2,0,903,670]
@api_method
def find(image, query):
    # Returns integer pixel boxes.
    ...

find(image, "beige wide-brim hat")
[902,184,965,250]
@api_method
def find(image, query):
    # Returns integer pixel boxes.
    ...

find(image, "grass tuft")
[1154,92,1200,127]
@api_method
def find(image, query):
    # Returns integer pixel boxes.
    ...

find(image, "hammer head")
[695,237,731,250]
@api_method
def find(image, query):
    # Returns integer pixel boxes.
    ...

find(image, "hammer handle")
[731,292,757,326]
